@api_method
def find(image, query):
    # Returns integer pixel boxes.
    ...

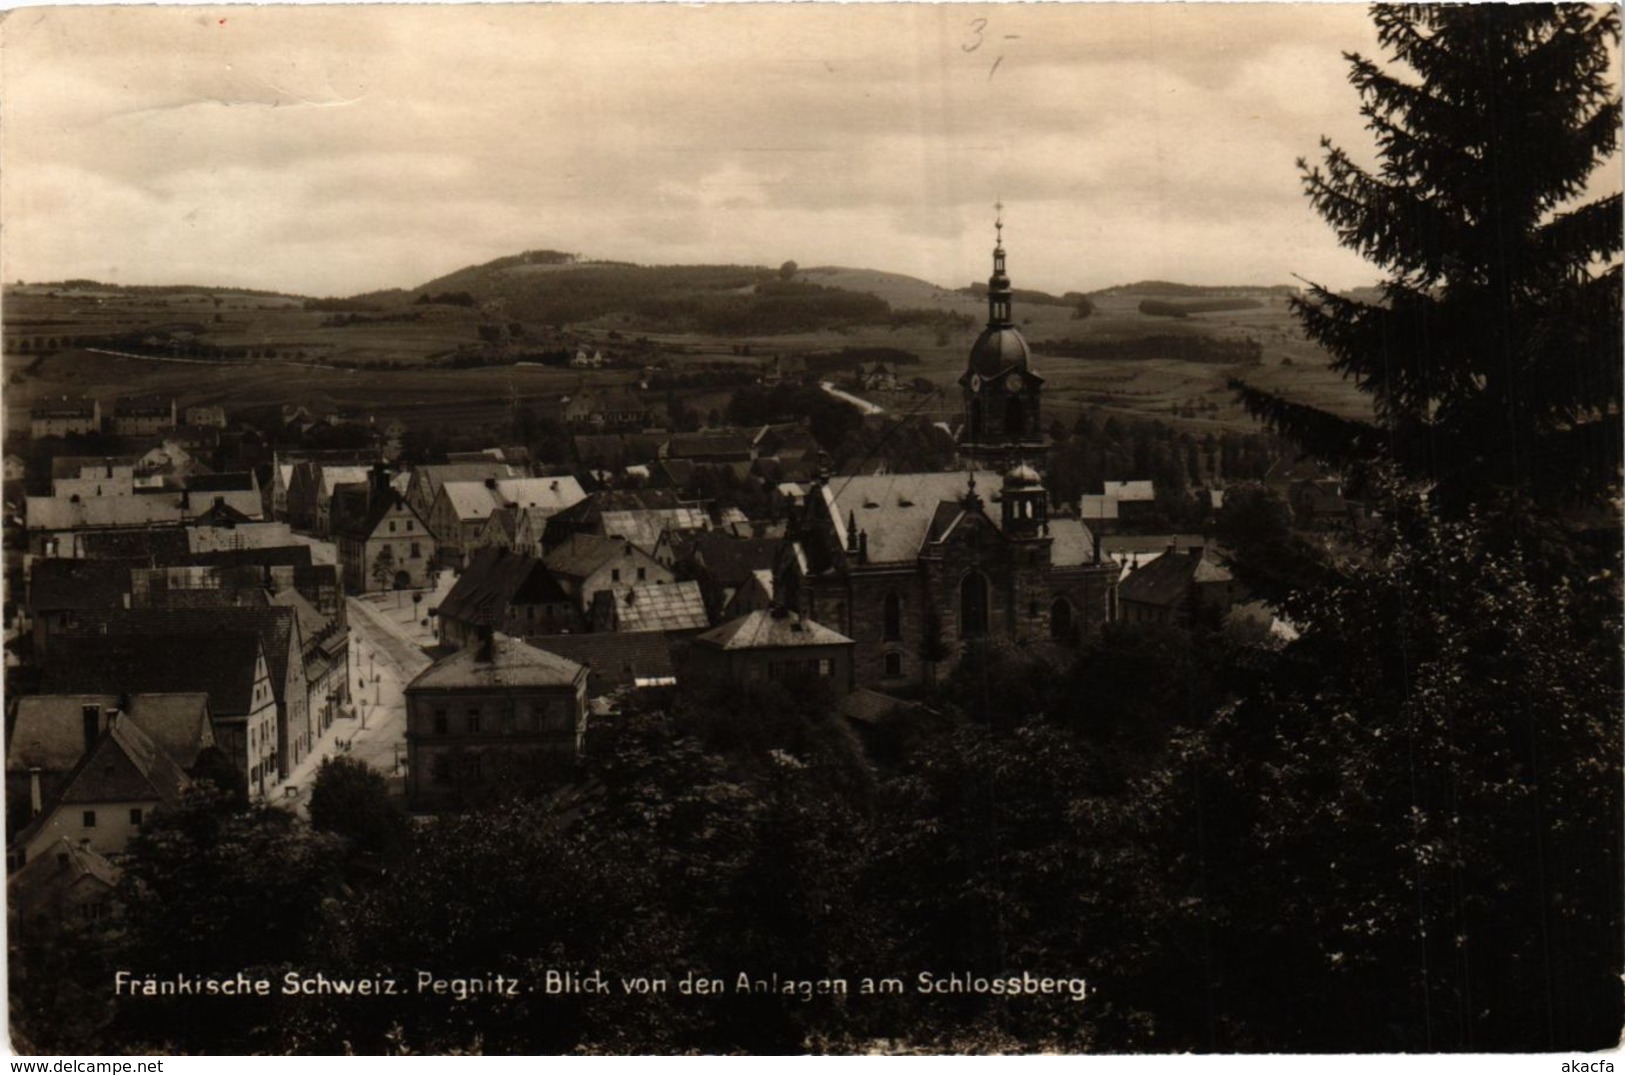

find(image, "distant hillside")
[10,280,306,302]
[957,281,1080,307]
[376,254,972,337]
[1094,280,1300,299]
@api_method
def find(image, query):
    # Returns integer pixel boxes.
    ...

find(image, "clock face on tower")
[969,374,983,392]
[1004,373,1022,392]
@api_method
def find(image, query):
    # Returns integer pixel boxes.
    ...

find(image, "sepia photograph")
[0,1,1620,1057]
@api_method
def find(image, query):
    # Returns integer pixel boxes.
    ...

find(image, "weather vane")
[994,199,1004,244]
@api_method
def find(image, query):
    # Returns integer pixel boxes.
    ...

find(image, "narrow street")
[275,542,451,815]
[819,379,885,416]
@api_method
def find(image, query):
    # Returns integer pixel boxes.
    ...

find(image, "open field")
[3,271,1371,437]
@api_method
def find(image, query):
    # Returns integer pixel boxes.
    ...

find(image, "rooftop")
[523,632,676,694]
[609,580,709,633]
[694,607,852,651]
[407,635,586,692]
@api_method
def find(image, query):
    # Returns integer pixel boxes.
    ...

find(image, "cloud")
[2,4,1601,297]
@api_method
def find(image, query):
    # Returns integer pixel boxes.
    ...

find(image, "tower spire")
[987,203,1012,327]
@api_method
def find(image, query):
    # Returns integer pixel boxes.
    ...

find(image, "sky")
[0,4,1607,298]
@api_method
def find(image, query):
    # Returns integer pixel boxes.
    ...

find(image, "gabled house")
[8,838,121,928]
[11,712,192,866]
[437,547,578,649]
[270,587,352,743]
[55,606,309,780]
[42,632,280,800]
[682,531,782,622]
[1116,546,1239,627]
[428,476,586,570]
[285,459,372,534]
[403,461,522,527]
[335,467,434,593]
[543,533,676,617]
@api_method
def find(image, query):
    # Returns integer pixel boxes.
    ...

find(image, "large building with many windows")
[403,633,588,811]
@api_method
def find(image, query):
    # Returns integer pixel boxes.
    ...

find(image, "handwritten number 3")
[963,18,986,52]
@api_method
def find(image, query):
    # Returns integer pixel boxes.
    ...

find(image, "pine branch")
[1229,381,1386,468]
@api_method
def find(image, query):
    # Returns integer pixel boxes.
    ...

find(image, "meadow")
[2,267,1370,438]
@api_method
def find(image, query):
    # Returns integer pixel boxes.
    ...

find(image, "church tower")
[957,208,1047,473]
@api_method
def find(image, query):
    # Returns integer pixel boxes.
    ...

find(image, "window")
[536,700,573,733]
[611,568,621,583]
[1050,597,1075,641]
[467,708,482,733]
[884,652,902,677]
[433,709,448,735]
[960,571,989,637]
[637,567,646,581]
[389,521,397,533]
[432,754,452,785]
[1005,395,1025,436]
[406,520,414,531]
[817,659,833,677]
[82,810,96,829]
[411,542,422,559]
[129,808,143,826]
[882,592,902,641]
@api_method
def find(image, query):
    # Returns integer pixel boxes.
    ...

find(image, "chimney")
[484,477,498,490]
[858,530,868,564]
[369,462,392,508]
[846,510,858,554]
[81,704,101,755]
[475,625,495,663]
[28,768,42,818]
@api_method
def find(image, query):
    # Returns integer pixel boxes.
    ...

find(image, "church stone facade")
[778,225,1119,691]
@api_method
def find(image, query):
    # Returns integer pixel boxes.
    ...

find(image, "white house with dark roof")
[544,533,675,617]
[335,469,434,593]
[10,712,193,868]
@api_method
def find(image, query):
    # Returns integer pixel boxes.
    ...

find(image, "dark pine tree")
[1235,5,1622,510]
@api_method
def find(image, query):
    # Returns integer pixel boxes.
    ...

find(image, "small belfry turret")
[1000,461,1047,538]
[957,205,1048,474]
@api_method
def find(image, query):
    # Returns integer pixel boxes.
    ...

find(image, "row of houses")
[7,520,355,890]
[28,395,223,440]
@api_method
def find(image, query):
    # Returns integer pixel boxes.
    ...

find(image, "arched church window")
[1051,597,1075,641]
[960,571,989,638]
[1005,396,1024,436]
[883,592,902,641]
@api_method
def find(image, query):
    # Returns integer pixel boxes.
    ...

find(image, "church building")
[778,218,1119,690]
